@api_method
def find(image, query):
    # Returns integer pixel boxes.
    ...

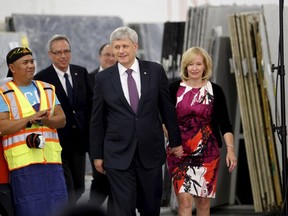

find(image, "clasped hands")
[29,109,51,125]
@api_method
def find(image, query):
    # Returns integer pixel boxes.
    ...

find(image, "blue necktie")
[126,69,139,113]
[64,73,73,105]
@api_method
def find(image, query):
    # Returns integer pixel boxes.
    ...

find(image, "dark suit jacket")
[35,64,93,154]
[89,59,182,170]
[89,67,99,89]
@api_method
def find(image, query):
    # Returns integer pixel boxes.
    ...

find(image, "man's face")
[10,55,35,84]
[48,39,71,71]
[99,45,116,70]
[112,39,138,69]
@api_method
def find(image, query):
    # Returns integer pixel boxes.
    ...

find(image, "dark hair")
[98,43,110,55]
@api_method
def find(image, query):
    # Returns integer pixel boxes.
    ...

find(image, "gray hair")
[47,34,71,51]
[110,27,138,44]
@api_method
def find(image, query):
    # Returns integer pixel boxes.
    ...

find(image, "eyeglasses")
[50,49,71,57]
[8,47,32,59]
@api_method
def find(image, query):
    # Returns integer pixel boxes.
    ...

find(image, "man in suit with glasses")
[35,35,93,205]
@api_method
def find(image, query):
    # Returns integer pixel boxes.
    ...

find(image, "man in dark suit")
[88,43,116,207]
[89,27,183,216]
[89,43,116,88]
[35,34,93,205]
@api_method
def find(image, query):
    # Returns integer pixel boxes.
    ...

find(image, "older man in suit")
[89,27,183,216]
[89,43,116,88]
[88,43,116,209]
[34,34,93,205]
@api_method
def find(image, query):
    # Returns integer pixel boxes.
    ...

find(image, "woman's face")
[186,54,206,80]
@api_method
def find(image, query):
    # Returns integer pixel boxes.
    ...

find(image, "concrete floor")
[158,205,279,216]
[80,174,273,216]
[83,155,278,216]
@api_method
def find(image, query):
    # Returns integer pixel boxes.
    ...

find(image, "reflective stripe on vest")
[0,80,62,171]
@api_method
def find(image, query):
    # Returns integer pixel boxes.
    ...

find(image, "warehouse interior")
[0,1,287,215]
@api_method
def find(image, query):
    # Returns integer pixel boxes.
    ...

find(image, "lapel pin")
[144,72,147,75]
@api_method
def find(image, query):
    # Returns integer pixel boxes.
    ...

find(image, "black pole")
[272,0,287,215]
[278,0,287,214]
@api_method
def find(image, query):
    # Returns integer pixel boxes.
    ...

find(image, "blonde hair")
[180,47,212,81]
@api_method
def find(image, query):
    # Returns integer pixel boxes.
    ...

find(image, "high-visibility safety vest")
[0,80,62,171]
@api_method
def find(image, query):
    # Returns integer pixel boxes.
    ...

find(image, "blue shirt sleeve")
[0,94,9,112]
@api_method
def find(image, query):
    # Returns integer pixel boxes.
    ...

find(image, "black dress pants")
[106,150,163,216]
[89,158,110,206]
[62,151,86,205]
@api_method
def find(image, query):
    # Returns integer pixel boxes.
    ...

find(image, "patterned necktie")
[126,69,139,113]
[64,73,73,105]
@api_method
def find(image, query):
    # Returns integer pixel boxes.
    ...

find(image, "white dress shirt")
[53,64,73,95]
[118,59,141,105]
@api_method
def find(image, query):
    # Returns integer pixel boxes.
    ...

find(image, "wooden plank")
[260,6,282,171]
[229,11,282,212]
[238,13,266,211]
[252,13,282,208]
[228,14,263,212]
[244,13,273,210]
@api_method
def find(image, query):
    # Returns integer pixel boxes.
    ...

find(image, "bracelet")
[226,144,234,148]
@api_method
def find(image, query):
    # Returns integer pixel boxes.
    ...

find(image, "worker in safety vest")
[0,47,68,216]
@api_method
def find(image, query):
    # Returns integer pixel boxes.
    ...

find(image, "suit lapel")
[109,62,150,113]
[49,66,65,94]
[138,61,149,109]
[49,65,71,105]
[70,65,78,103]
[110,65,132,110]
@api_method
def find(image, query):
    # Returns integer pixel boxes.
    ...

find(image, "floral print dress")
[167,81,220,198]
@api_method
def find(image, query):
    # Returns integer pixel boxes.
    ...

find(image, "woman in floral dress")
[166,47,237,216]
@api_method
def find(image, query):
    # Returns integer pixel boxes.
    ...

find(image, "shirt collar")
[118,58,139,76]
[99,66,104,72]
[53,64,71,77]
